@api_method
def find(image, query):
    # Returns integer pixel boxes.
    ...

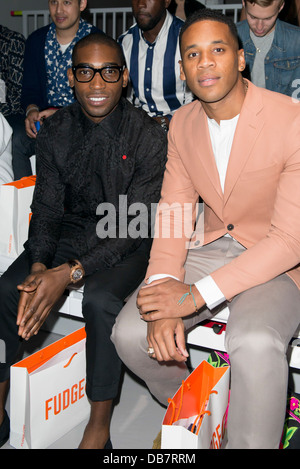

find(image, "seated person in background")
[0,33,167,449]
[241,0,300,25]
[12,0,101,180]
[0,25,25,131]
[237,0,300,97]
[112,9,300,449]
[118,0,193,132]
[168,0,206,20]
[0,113,13,185]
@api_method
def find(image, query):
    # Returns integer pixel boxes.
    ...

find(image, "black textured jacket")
[25,98,167,276]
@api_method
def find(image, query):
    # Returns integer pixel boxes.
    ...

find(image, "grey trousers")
[111,237,300,449]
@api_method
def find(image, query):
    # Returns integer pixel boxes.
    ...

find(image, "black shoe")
[0,410,9,448]
[104,438,112,449]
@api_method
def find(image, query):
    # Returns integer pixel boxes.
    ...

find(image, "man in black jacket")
[0,33,167,449]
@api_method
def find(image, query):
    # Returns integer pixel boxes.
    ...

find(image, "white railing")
[207,3,243,23]
[12,4,243,39]
[11,7,134,39]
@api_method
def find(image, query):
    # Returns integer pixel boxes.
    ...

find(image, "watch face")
[72,268,83,282]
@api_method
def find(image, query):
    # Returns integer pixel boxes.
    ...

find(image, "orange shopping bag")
[161,360,230,449]
[10,328,90,449]
[0,176,36,258]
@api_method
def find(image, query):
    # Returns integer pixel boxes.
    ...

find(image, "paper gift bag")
[10,327,90,449]
[0,176,36,258]
[161,360,230,449]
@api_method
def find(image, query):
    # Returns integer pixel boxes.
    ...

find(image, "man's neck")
[56,20,80,45]
[142,11,167,44]
[201,78,247,125]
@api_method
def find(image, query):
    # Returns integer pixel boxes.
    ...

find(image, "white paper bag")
[10,328,90,449]
[161,360,230,449]
[0,176,36,257]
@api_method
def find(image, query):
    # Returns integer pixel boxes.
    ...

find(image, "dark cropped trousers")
[0,237,152,402]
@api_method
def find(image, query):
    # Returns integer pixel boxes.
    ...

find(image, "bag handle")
[63,353,78,368]
[13,327,86,373]
[168,381,191,425]
[193,390,218,435]
[168,387,218,435]
[192,410,211,435]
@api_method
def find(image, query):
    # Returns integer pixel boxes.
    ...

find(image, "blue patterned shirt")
[45,19,93,107]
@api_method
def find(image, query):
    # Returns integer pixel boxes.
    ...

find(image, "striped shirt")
[118,11,193,120]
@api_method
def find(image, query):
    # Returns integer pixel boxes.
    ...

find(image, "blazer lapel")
[223,82,265,205]
[191,105,223,201]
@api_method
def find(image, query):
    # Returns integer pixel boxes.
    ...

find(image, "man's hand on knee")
[147,318,188,363]
[16,264,71,340]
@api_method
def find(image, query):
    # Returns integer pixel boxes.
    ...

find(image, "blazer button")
[227,224,234,231]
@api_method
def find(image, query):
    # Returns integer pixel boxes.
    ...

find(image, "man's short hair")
[244,0,284,7]
[179,8,241,51]
[72,32,126,67]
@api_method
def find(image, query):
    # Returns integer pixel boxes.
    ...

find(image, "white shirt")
[149,114,240,310]
[0,113,13,185]
[119,11,193,119]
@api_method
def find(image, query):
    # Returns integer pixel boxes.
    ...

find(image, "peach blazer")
[146,81,300,300]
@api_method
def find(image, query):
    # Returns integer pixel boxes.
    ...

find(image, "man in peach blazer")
[112,8,300,448]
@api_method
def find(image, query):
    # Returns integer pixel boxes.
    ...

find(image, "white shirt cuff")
[147,274,225,311]
[147,274,179,284]
[194,275,225,310]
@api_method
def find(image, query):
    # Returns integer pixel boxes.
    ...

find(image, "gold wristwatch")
[67,259,85,284]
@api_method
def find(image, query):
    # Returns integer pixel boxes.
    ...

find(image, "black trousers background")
[0,237,152,401]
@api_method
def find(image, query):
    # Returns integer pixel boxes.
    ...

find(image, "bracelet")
[177,284,198,311]
[26,106,39,117]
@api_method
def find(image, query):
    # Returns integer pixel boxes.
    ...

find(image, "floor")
[1,328,207,450]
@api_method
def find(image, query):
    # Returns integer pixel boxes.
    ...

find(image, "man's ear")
[122,67,129,88]
[67,68,75,88]
[179,60,186,81]
[238,49,246,72]
[80,0,88,13]
[278,1,285,15]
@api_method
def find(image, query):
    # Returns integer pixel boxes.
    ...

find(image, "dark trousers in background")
[0,237,152,402]
[5,113,35,180]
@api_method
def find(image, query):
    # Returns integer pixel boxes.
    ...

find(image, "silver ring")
[147,347,155,356]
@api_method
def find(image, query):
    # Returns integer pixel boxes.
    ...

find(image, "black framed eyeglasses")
[72,65,124,83]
